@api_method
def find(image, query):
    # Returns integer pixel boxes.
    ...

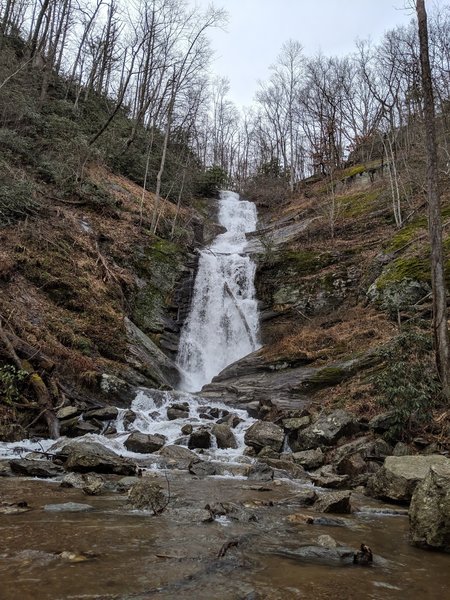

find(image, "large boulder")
[367,455,450,503]
[9,459,63,478]
[244,421,284,453]
[409,462,450,552]
[292,448,324,470]
[159,445,198,469]
[293,410,358,451]
[61,441,136,476]
[188,428,211,450]
[124,432,166,454]
[212,423,238,449]
[61,472,104,495]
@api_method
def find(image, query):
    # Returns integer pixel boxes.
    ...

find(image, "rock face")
[244,421,284,453]
[124,432,166,454]
[367,455,450,503]
[293,410,358,451]
[61,441,136,475]
[409,462,450,552]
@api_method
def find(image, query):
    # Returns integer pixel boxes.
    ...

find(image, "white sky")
[190,0,421,107]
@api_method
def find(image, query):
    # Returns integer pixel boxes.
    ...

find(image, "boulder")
[409,462,450,552]
[84,407,119,421]
[212,423,238,449]
[115,476,141,492]
[60,419,100,437]
[258,446,281,459]
[309,465,349,489]
[56,406,80,420]
[247,462,274,482]
[258,458,308,480]
[128,479,167,512]
[294,410,358,451]
[61,441,136,476]
[292,448,324,470]
[188,428,212,450]
[367,455,450,503]
[181,424,193,435]
[336,452,367,478]
[9,459,63,478]
[283,416,311,432]
[61,472,104,495]
[244,421,284,453]
[368,411,397,433]
[124,432,166,454]
[274,545,356,566]
[188,459,217,477]
[159,445,198,469]
[314,490,352,514]
[167,403,189,420]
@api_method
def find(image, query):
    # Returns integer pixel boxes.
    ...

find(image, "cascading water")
[176,190,260,392]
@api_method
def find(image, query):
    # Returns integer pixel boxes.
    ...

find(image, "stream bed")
[1,471,450,600]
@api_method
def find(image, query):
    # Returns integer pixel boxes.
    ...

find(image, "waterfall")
[177,190,260,392]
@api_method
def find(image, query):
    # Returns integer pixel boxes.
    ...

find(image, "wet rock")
[314,490,352,514]
[244,420,284,453]
[44,502,93,512]
[167,403,189,420]
[258,446,281,459]
[61,441,136,476]
[116,476,141,492]
[292,448,324,470]
[274,545,356,566]
[188,459,217,477]
[294,410,359,451]
[283,416,311,432]
[188,428,212,450]
[217,413,243,428]
[9,459,63,478]
[167,507,214,523]
[368,411,397,433]
[61,472,104,495]
[258,458,308,480]
[125,432,167,454]
[128,479,167,512]
[56,406,80,420]
[0,501,31,515]
[247,462,274,481]
[409,462,450,552]
[287,513,349,527]
[123,410,136,429]
[366,455,450,503]
[309,465,349,489]
[281,489,317,507]
[181,424,193,435]
[316,534,338,548]
[212,423,238,449]
[60,418,100,437]
[84,407,119,421]
[159,445,198,469]
[336,452,367,478]
[0,461,12,476]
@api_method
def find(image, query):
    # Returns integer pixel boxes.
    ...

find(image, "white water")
[176,190,260,392]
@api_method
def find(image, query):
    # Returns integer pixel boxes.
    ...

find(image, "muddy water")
[1,475,450,600]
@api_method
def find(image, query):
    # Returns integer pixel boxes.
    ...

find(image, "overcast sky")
[190,0,419,107]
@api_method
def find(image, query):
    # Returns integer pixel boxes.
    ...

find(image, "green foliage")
[0,172,38,226]
[372,327,441,440]
[0,365,28,405]
[196,166,228,197]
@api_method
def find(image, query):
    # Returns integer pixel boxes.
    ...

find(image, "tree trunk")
[416,0,450,394]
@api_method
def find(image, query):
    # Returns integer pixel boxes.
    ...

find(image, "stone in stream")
[181,424,193,435]
[159,445,198,469]
[84,406,119,421]
[293,410,359,451]
[124,432,167,454]
[167,403,189,420]
[244,420,284,453]
[188,459,217,477]
[9,459,63,478]
[44,502,94,512]
[60,418,100,437]
[212,423,238,449]
[0,461,12,477]
[366,455,450,504]
[56,406,80,420]
[128,479,167,512]
[188,428,212,450]
[247,462,274,482]
[60,472,105,495]
[314,490,352,514]
[292,448,324,470]
[409,462,450,552]
[59,441,136,476]
[309,465,349,489]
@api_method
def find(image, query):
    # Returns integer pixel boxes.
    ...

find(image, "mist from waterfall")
[176,190,260,392]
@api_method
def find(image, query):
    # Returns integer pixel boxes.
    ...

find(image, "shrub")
[0,365,28,405]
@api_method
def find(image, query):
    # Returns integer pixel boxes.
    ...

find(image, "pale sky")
[190,0,423,107]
